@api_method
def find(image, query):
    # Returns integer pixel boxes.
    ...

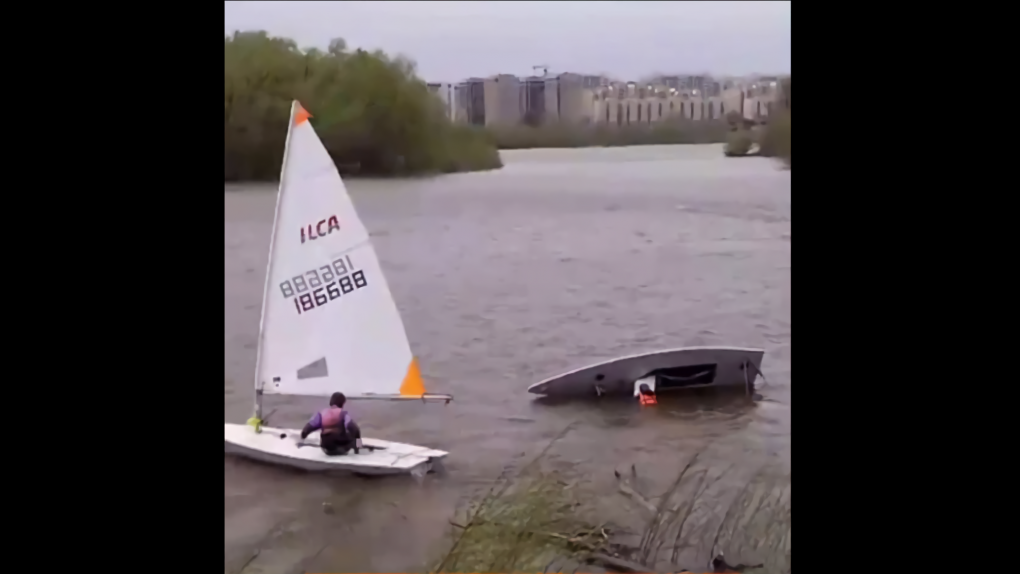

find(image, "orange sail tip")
[399,357,427,396]
[294,102,312,125]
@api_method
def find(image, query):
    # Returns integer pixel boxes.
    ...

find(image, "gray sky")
[224,1,790,82]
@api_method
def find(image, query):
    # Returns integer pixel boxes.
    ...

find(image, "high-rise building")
[521,76,548,125]
[453,83,468,123]
[483,74,522,126]
[448,71,784,126]
[721,77,783,121]
[457,78,487,126]
[426,82,456,121]
[554,73,591,124]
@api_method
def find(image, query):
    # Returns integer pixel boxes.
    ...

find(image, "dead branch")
[615,476,658,516]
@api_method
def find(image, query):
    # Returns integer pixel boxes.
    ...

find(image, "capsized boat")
[527,346,766,402]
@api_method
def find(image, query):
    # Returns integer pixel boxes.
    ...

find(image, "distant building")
[448,71,782,127]
[659,76,682,90]
[722,78,782,121]
[426,82,456,121]
[553,73,593,124]
[455,78,487,126]
[483,74,522,126]
[453,83,468,123]
[444,72,612,127]
[520,76,548,125]
[593,82,727,125]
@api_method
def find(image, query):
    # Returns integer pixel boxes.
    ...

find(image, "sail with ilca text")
[253,101,428,399]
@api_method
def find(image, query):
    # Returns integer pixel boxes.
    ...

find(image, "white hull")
[528,346,765,397]
[224,423,448,475]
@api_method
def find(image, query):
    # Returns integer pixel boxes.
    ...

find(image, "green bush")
[725,130,755,156]
[759,111,790,167]
[224,31,502,181]
[759,76,790,167]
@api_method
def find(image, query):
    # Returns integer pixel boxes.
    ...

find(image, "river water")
[224,144,791,573]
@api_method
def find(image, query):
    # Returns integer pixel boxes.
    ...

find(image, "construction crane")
[532,65,549,77]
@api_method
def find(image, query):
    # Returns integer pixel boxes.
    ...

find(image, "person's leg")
[347,425,362,454]
[320,433,351,456]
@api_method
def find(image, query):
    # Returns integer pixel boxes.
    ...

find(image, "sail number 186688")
[279,255,369,315]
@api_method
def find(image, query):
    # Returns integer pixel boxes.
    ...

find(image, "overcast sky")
[224,1,790,82]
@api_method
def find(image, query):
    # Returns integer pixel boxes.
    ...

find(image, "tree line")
[224,31,502,181]
[225,31,788,181]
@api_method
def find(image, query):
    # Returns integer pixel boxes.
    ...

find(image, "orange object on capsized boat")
[639,392,657,406]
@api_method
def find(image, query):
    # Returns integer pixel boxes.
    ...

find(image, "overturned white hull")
[224,423,448,475]
[527,346,765,398]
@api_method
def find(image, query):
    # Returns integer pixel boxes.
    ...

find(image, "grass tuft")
[433,441,790,573]
[436,470,605,572]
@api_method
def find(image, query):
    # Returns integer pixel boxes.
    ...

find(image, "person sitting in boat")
[301,392,363,455]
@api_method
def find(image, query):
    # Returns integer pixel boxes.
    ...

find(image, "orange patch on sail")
[399,357,427,396]
[294,102,312,125]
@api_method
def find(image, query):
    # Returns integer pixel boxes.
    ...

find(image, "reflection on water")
[224,144,790,572]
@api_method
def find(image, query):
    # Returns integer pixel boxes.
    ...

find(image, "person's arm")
[344,413,363,448]
[301,412,323,439]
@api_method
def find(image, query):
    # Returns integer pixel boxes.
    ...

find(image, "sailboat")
[224,101,452,475]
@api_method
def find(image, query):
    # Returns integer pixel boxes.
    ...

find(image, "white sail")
[254,101,427,399]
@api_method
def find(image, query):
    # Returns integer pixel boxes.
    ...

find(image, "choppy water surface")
[224,144,791,573]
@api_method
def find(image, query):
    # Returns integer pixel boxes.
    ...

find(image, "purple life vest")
[319,406,350,435]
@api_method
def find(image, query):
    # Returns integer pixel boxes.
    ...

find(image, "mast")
[250,101,300,425]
